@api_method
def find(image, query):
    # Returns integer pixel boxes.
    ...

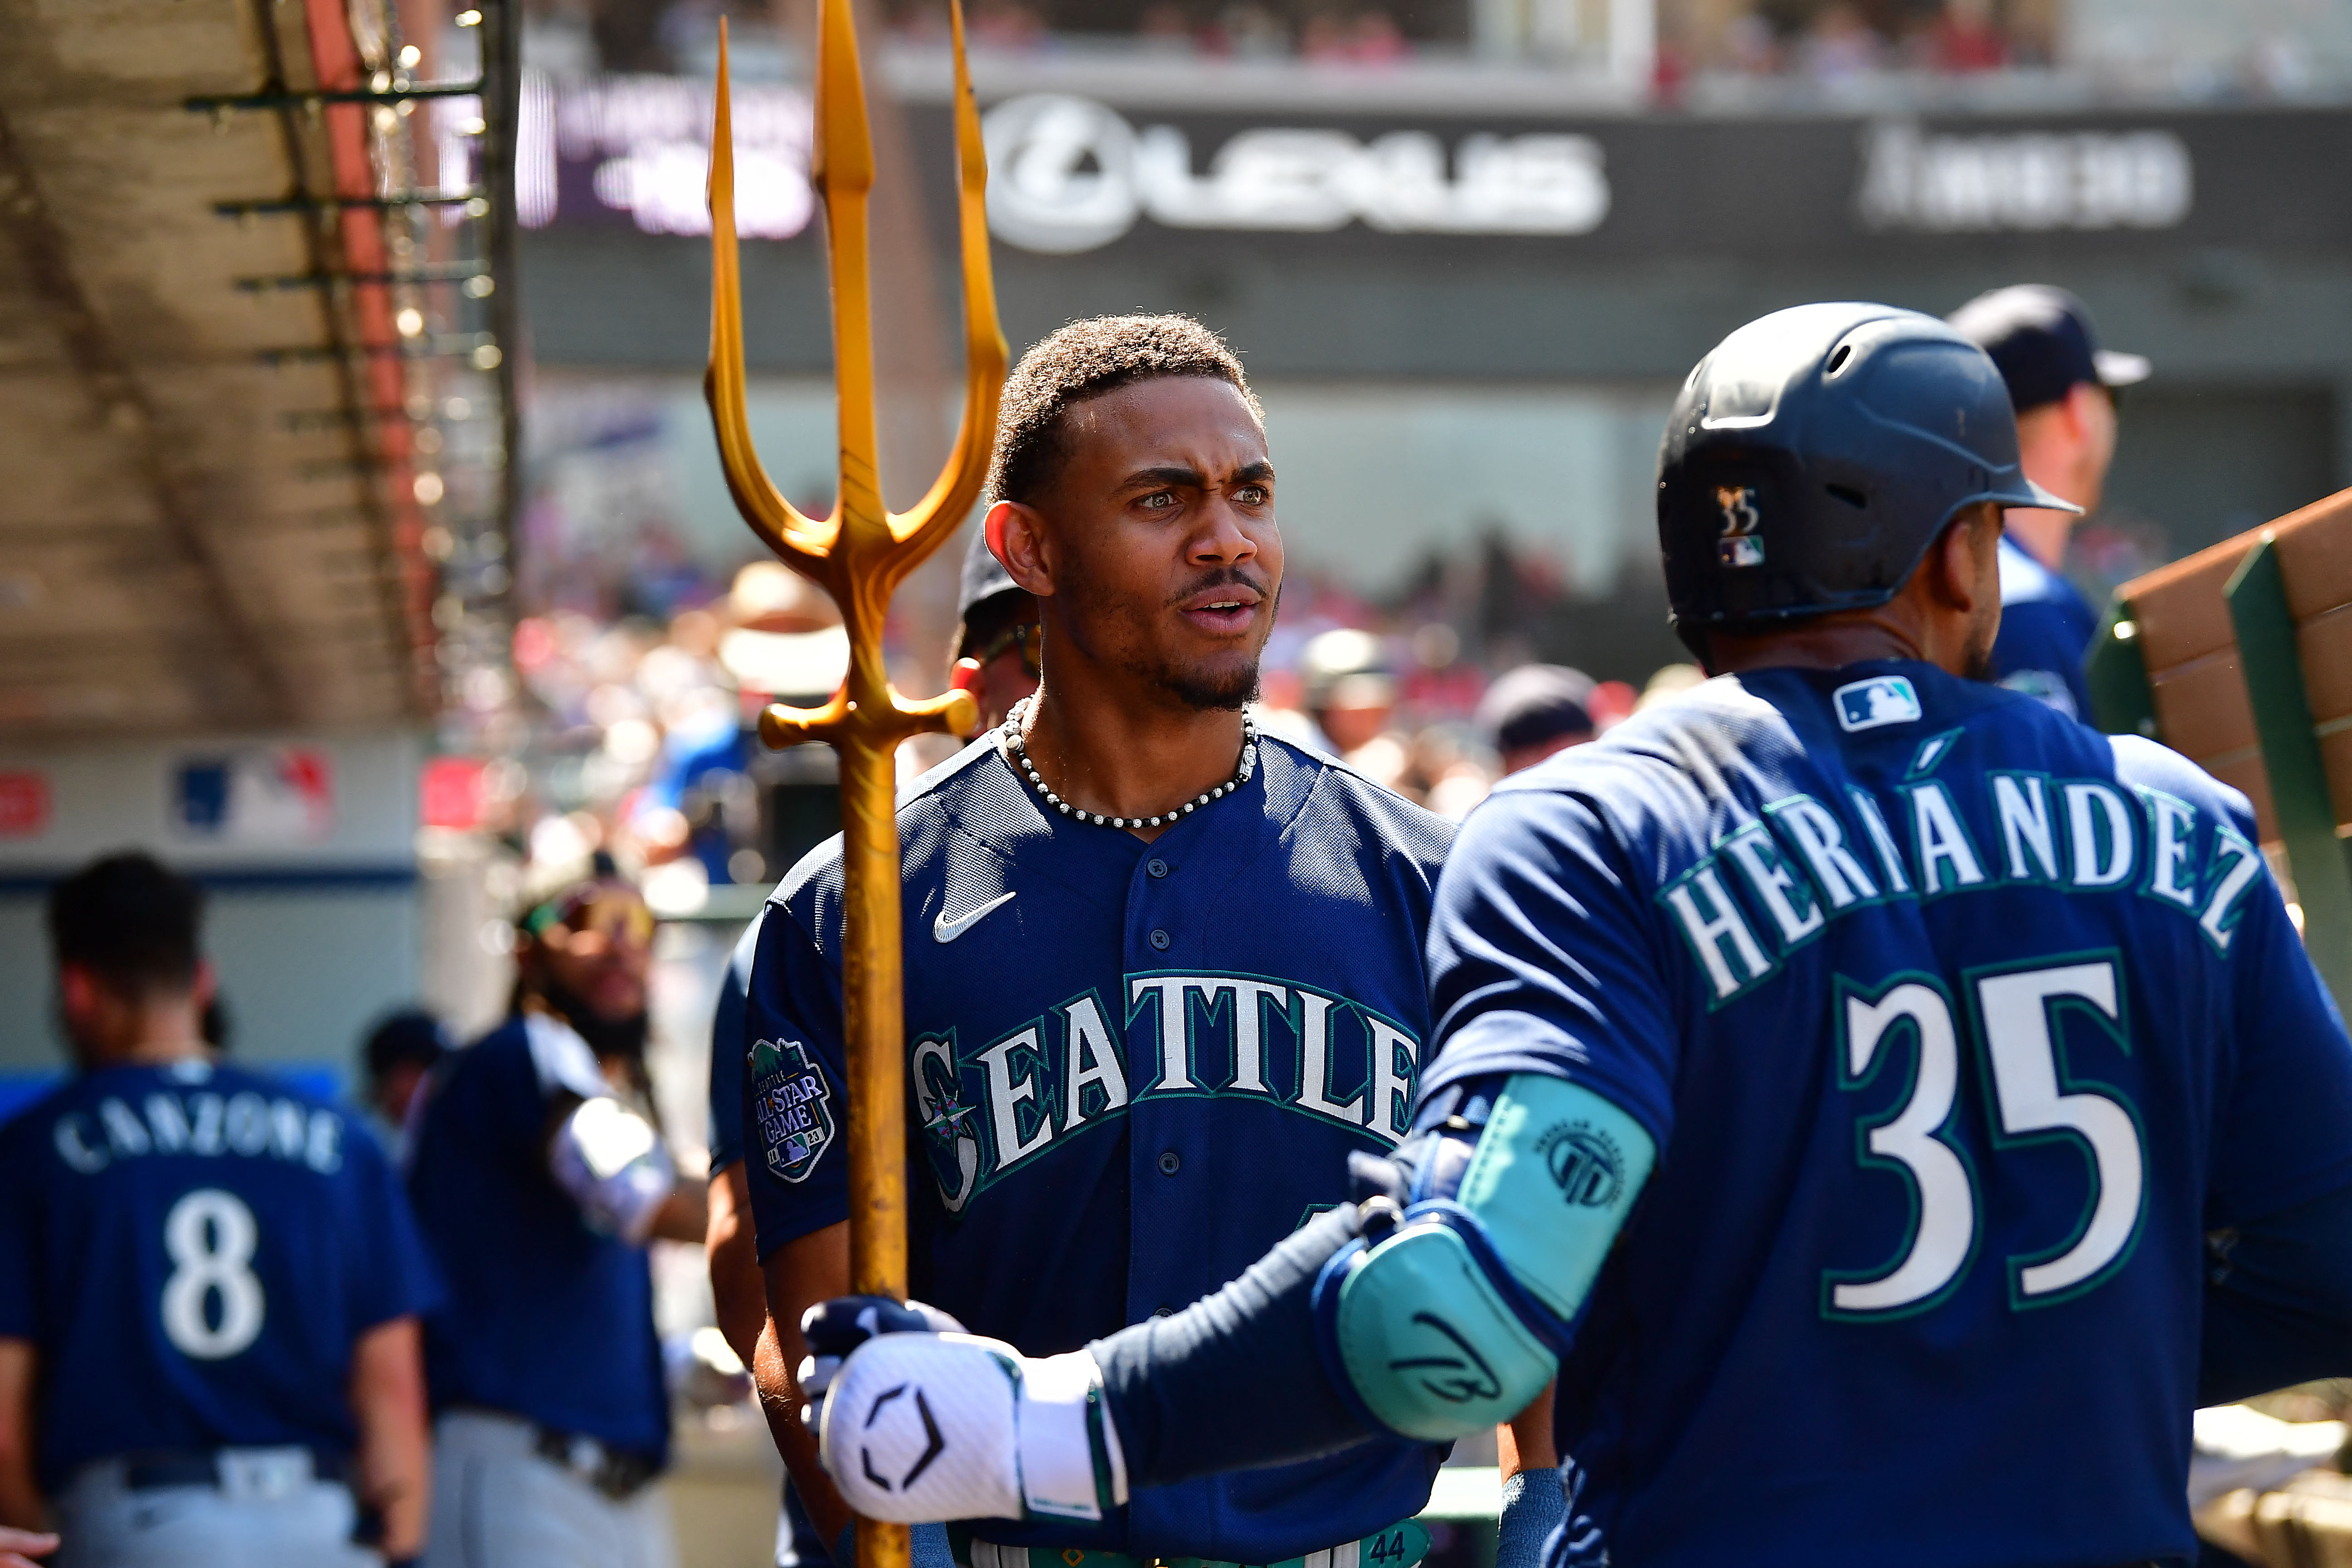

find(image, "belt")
[528,1423,663,1501]
[115,1446,345,1495]
[967,1518,1431,1568]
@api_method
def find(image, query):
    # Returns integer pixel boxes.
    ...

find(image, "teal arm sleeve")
[1459,1073,1653,1321]
[1318,1074,1654,1442]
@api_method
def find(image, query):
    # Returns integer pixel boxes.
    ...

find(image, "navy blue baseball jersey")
[0,1059,434,1491]
[407,1014,669,1460]
[1988,534,2098,719]
[709,915,762,1171]
[1422,660,2352,1568]
[745,732,1453,1561]
[708,911,841,1568]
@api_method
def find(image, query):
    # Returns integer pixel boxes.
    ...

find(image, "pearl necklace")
[1002,696,1257,831]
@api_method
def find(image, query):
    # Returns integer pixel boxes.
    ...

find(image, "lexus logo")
[981,93,1611,254]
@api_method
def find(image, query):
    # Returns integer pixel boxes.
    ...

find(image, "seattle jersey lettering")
[49,1087,345,1177]
[888,971,1419,1208]
[1663,772,2269,1004]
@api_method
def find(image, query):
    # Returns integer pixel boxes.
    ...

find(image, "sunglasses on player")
[528,888,655,954]
[968,621,1043,680]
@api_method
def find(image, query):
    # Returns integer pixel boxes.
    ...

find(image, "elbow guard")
[549,1096,678,1243]
[1311,1074,1654,1442]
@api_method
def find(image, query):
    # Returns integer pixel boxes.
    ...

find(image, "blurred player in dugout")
[1948,283,2150,720]
[404,874,706,1568]
[0,854,434,1568]
[704,527,1041,1568]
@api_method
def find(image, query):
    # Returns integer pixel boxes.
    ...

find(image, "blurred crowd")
[467,542,1711,927]
[539,0,2068,79]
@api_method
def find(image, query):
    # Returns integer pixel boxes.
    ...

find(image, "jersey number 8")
[161,1189,266,1359]
[1827,958,2143,1319]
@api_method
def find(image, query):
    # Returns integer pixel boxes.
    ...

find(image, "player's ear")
[190,959,218,1011]
[987,500,1054,598]
[56,961,98,1019]
[1924,508,1981,612]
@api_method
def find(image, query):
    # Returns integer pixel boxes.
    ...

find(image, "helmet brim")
[2001,477,2085,515]
[2094,349,2152,388]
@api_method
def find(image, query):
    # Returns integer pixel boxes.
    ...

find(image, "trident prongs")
[704,15,1007,1568]
[705,4,1006,751]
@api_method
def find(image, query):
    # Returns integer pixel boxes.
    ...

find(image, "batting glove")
[801,1296,1128,1526]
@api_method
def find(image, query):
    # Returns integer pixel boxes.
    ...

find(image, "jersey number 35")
[1826,957,2143,1320]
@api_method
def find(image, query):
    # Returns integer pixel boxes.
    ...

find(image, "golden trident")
[706,5,1007,1567]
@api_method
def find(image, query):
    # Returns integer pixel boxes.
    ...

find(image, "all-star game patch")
[751,1036,836,1184]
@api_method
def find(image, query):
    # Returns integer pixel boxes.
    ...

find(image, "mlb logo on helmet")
[1715,485,1764,568]
[1833,675,1923,732]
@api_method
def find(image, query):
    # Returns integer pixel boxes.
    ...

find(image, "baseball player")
[944,524,1044,727]
[0,853,434,1567]
[1474,665,1597,777]
[740,314,1456,1568]
[1948,284,2151,719]
[792,303,2352,1568]
[706,525,1043,1568]
[406,876,707,1568]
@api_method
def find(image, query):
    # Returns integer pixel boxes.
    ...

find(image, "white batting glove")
[802,1298,1127,1526]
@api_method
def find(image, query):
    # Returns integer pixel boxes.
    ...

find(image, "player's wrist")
[812,1327,1127,1524]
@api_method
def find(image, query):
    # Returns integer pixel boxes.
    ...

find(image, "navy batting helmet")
[1657,302,2077,655]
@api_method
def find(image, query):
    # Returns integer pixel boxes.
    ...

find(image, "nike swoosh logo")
[932,890,1016,943]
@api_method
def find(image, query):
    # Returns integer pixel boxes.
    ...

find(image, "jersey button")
[1158,1150,1181,1176]
[1146,858,1170,879]
[1148,927,1171,951]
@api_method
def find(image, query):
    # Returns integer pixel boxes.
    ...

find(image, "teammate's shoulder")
[1500,675,1790,793]
[2106,730,2260,822]
[425,1015,535,1096]
[1997,534,2059,598]
[1260,732,1455,859]
[0,1074,75,1158]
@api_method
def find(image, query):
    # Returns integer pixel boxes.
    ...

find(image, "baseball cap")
[1944,285,2150,414]
[364,1009,450,1079]
[1476,664,1596,754]
[958,527,1021,622]
[1300,628,1396,711]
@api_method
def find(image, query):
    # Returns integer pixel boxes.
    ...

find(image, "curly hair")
[985,315,1262,508]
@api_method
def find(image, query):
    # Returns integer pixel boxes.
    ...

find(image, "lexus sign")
[980,93,1611,253]
[504,75,2345,262]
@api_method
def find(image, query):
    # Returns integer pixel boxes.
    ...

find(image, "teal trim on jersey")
[1989,772,2065,888]
[2132,786,2205,914]
[1764,794,1895,915]
[1456,1074,1656,1322]
[1819,971,1983,1324]
[1959,948,2147,1312]
[1332,1223,1558,1442]
[2196,826,2269,955]
[1906,729,1964,778]
[1902,780,1992,898]
[1848,788,1917,898]
[1656,859,1783,1009]
[1720,822,1829,953]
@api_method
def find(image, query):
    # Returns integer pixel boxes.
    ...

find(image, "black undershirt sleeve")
[1089,1205,1385,1490]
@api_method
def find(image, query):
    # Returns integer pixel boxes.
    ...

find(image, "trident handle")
[706,9,1007,1568]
